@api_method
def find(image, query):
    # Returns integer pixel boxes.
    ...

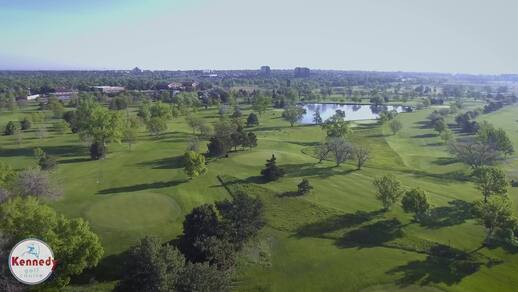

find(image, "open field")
[1,102,518,291]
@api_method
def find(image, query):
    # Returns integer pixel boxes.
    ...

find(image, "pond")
[299,103,410,124]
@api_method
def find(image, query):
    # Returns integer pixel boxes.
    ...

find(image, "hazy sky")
[1,0,517,73]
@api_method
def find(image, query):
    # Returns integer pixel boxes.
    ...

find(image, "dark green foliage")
[477,121,514,156]
[207,136,231,157]
[115,237,185,292]
[181,204,220,261]
[297,178,313,195]
[4,121,18,136]
[39,154,58,171]
[90,141,106,160]
[192,236,236,271]
[472,167,509,202]
[216,191,265,248]
[109,96,129,110]
[260,154,285,181]
[244,132,258,149]
[20,117,32,130]
[373,175,404,211]
[402,188,431,222]
[282,106,305,127]
[63,110,80,133]
[246,112,259,127]
[177,262,232,292]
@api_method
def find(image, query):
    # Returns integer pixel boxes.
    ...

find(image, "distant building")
[92,86,125,94]
[167,81,198,91]
[294,67,310,78]
[260,66,271,76]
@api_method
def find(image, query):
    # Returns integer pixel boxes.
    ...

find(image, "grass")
[1,102,518,291]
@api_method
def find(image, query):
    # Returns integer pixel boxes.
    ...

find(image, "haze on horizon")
[1,0,517,74]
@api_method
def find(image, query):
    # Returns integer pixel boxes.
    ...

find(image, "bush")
[39,155,58,171]
[260,154,285,181]
[4,121,18,136]
[20,117,32,130]
[297,179,313,195]
[90,142,106,160]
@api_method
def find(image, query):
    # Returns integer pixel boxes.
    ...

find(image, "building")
[294,67,310,78]
[260,66,271,76]
[92,86,126,94]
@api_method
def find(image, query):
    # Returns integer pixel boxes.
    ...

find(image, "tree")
[115,237,185,292]
[147,117,167,137]
[472,167,509,203]
[0,162,15,187]
[401,188,431,222]
[90,141,106,160]
[177,262,232,292]
[373,175,403,211]
[39,154,58,171]
[4,121,18,136]
[207,136,232,157]
[353,144,370,170]
[327,137,353,166]
[388,119,403,135]
[184,151,207,179]
[433,118,447,134]
[313,110,323,125]
[243,132,258,150]
[185,114,202,134]
[252,95,271,116]
[440,128,454,144]
[473,196,518,243]
[76,100,123,158]
[54,120,70,134]
[477,122,514,156]
[13,168,61,199]
[186,136,200,152]
[246,112,259,127]
[216,191,265,248]
[449,141,499,168]
[181,204,220,261]
[297,179,313,195]
[317,141,331,163]
[260,154,285,181]
[0,197,103,287]
[321,112,351,137]
[48,98,65,118]
[230,129,246,151]
[20,117,32,130]
[123,125,138,151]
[282,106,305,127]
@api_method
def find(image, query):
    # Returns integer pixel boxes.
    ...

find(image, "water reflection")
[300,103,409,124]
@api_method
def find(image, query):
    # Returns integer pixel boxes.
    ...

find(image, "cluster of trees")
[207,119,258,157]
[117,191,265,292]
[455,110,481,134]
[449,121,513,168]
[0,162,103,289]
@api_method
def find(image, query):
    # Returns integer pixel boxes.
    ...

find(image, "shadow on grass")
[432,157,458,166]
[71,250,130,284]
[423,200,473,229]
[387,255,482,287]
[412,133,437,139]
[282,163,356,179]
[59,157,91,164]
[336,218,404,248]
[137,155,184,169]
[294,209,384,238]
[97,179,187,194]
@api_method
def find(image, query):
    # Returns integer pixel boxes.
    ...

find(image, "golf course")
[1,99,517,291]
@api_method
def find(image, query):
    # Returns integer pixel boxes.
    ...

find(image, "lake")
[299,103,410,124]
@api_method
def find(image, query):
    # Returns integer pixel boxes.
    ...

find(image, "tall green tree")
[473,196,517,243]
[282,106,305,127]
[260,154,285,181]
[401,188,431,222]
[116,237,185,292]
[473,167,509,202]
[373,175,404,211]
[184,151,207,179]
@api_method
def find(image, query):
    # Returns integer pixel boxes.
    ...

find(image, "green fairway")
[1,102,518,291]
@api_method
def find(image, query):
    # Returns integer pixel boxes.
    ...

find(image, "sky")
[1,0,517,74]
